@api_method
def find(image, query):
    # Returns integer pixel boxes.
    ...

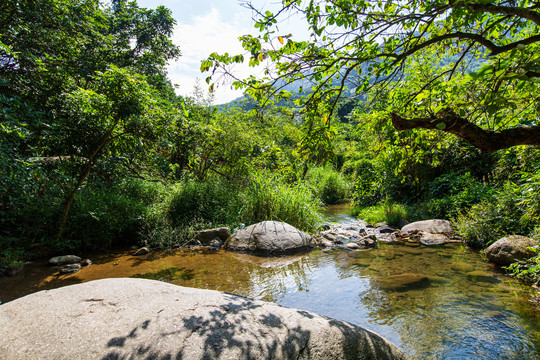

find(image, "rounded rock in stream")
[0,278,407,360]
[401,219,453,234]
[485,235,538,266]
[48,255,81,266]
[224,221,314,256]
[378,273,431,291]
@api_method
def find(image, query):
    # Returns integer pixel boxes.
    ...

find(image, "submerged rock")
[484,235,538,266]
[225,221,314,256]
[401,220,453,234]
[378,273,431,291]
[48,255,81,266]
[450,263,474,273]
[0,278,406,360]
[466,271,501,284]
[399,247,423,256]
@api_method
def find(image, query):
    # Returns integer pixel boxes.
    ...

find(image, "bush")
[453,182,536,249]
[346,159,382,207]
[166,178,240,228]
[422,172,492,218]
[56,179,167,251]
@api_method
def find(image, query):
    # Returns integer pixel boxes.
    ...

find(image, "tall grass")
[306,165,350,205]
[163,172,322,235]
[240,171,322,232]
[352,200,410,227]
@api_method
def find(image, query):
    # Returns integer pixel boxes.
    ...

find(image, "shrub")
[347,159,382,207]
[423,172,492,218]
[453,182,536,249]
[56,179,166,251]
[166,178,239,228]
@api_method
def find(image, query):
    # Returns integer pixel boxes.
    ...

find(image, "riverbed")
[1,206,539,359]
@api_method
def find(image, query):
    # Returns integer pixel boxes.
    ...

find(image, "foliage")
[164,172,321,235]
[205,0,540,151]
[240,171,322,232]
[352,201,410,228]
[346,159,382,207]
[306,165,350,205]
[422,173,492,219]
[454,182,537,249]
[506,243,540,286]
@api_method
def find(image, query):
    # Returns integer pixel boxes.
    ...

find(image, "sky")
[137,0,308,104]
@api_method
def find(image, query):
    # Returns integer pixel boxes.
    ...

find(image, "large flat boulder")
[0,278,406,360]
[484,235,538,266]
[401,220,453,234]
[225,221,314,256]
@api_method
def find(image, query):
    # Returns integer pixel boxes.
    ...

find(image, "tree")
[54,67,161,241]
[204,0,540,152]
[0,0,181,243]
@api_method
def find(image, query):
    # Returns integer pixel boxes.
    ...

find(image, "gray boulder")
[208,239,223,250]
[401,220,453,234]
[195,227,230,245]
[59,263,81,274]
[484,235,538,266]
[225,221,314,256]
[377,226,396,234]
[0,278,406,360]
[318,238,334,248]
[48,255,81,266]
[419,233,450,246]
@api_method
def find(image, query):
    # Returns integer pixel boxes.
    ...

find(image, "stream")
[1,204,539,359]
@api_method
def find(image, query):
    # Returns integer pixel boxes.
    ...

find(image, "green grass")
[352,201,410,227]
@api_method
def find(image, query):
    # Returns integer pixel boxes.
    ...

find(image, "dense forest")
[1,0,539,286]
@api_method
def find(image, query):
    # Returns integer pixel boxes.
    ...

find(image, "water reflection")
[1,211,540,358]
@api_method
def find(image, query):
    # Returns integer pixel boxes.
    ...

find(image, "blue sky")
[137,0,307,104]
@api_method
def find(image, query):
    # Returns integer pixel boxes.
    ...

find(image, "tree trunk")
[54,121,119,243]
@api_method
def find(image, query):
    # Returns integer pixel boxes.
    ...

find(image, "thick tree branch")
[454,3,540,26]
[382,32,540,63]
[391,109,540,153]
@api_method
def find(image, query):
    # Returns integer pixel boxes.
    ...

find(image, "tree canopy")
[204,0,540,152]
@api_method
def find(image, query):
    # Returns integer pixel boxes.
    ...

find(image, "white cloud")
[169,8,255,104]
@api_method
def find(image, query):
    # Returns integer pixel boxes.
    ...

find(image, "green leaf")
[436,122,447,130]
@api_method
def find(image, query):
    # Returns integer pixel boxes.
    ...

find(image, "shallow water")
[1,205,539,359]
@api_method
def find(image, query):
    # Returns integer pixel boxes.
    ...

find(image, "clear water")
[1,206,539,359]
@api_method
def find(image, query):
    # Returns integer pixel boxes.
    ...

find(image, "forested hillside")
[1,0,539,285]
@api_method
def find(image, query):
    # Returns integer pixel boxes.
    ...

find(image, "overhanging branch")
[391,109,540,153]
